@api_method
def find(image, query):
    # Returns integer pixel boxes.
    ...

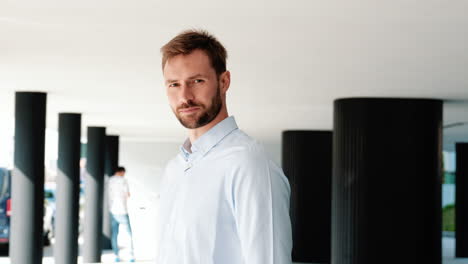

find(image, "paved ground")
[442,237,468,264]
[0,237,465,263]
[0,247,153,264]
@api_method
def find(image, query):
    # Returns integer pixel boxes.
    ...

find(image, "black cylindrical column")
[105,135,119,176]
[83,126,106,263]
[282,130,332,263]
[55,113,81,264]
[456,143,468,257]
[102,135,119,249]
[332,98,442,264]
[10,92,47,264]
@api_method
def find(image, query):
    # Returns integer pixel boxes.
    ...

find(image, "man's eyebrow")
[187,74,205,79]
[165,79,178,84]
[165,74,207,84]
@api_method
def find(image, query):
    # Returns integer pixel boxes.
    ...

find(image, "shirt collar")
[180,139,192,160]
[180,116,238,158]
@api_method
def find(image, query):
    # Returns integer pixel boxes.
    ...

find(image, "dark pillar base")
[103,135,120,249]
[55,113,81,264]
[83,127,106,263]
[332,98,442,264]
[282,130,332,263]
[10,92,47,264]
[456,143,468,257]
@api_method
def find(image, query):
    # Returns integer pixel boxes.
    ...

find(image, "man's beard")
[174,86,223,129]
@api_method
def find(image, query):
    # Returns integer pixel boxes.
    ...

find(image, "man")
[156,30,292,264]
[108,166,135,263]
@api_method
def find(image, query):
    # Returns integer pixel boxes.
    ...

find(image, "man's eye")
[194,79,204,84]
[169,83,179,87]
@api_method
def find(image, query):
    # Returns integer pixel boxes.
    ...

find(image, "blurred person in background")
[108,166,135,263]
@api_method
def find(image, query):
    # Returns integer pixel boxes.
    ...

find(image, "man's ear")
[220,71,231,94]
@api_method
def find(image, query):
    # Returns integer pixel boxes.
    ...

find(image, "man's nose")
[180,83,194,103]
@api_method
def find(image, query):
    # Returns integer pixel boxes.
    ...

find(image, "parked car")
[43,185,56,245]
[0,168,56,247]
[0,168,11,246]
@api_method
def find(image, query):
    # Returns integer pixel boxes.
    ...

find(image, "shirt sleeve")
[229,152,292,264]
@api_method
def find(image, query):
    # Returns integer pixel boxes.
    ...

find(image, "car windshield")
[0,169,10,199]
[44,190,54,200]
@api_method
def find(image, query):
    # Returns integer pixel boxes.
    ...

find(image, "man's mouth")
[179,107,200,114]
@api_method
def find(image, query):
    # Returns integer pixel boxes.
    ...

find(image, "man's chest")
[159,159,234,233]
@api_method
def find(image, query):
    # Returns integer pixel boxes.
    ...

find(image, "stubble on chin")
[177,111,203,129]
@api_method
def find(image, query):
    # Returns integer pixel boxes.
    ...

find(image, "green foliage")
[443,204,455,231]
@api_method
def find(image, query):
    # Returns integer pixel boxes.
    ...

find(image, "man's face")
[163,49,223,129]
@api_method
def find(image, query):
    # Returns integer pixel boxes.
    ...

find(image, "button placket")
[184,153,196,173]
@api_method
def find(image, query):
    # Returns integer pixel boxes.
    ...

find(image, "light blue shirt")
[156,116,292,264]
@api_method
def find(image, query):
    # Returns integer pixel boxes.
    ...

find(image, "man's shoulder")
[222,130,288,186]
[217,129,268,163]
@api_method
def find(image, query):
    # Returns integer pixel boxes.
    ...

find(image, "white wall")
[118,140,179,260]
[120,140,179,198]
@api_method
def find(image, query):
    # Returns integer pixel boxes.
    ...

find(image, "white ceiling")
[1,0,468,150]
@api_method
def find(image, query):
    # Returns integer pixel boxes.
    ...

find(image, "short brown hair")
[161,29,228,76]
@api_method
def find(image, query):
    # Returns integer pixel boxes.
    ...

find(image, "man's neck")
[188,108,228,144]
